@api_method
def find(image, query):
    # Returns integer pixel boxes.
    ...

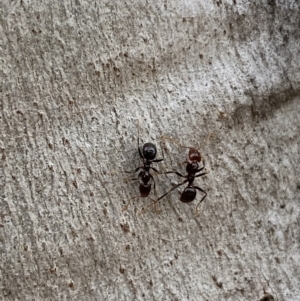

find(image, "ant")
[148,138,208,214]
[123,136,164,211]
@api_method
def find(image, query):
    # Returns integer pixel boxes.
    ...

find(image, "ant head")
[188,148,201,162]
[143,142,157,160]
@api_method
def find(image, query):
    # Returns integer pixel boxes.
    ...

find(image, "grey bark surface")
[1,1,300,300]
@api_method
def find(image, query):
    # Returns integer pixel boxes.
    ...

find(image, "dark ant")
[123,137,163,211]
[148,139,208,213]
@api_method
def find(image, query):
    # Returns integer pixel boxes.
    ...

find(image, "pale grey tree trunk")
[1,1,299,300]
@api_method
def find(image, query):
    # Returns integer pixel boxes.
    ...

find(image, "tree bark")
[1,1,299,300]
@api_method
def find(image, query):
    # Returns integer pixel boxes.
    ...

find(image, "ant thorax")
[138,169,149,179]
[143,162,151,171]
[186,162,199,174]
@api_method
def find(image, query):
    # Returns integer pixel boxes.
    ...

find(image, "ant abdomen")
[180,187,196,203]
[140,183,151,197]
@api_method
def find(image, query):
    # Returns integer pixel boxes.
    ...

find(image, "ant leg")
[199,153,207,168]
[123,166,143,174]
[160,136,186,148]
[137,119,144,160]
[195,167,205,173]
[159,138,171,169]
[152,158,164,163]
[140,180,188,213]
[122,196,140,211]
[162,136,197,150]
[149,174,156,194]
[194,186,207,215]
[150,166,165,175]
[138,196,160,216]
[149,196,162,213]
[150,167,159,173]
[149,174,162,212]
[158,139,171,173]
[164,171,186,178]
[138,145,144,159]
[123,177,139,184]
[156,179,188,203]
[200,132,214,167]
[134,166,143,173]
[195,172,207,178]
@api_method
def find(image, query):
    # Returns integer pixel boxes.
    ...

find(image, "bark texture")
[1,1,300,300]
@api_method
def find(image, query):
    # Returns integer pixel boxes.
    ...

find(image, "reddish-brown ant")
[146,136,209,214]
[123,136,163,211]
